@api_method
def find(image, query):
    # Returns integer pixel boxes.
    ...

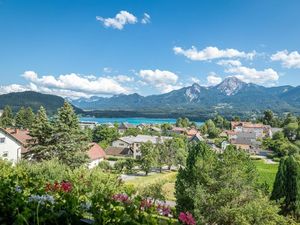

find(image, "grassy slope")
[253,159,279,190]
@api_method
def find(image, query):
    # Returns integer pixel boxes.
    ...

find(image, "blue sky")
[1,0,300,98]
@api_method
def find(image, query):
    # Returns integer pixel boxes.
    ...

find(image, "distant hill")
[71,77,300,119]
[0,91,83,115]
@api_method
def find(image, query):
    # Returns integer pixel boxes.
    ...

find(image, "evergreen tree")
[26,106,55,160]
[24,107,35,128]
[0,105,14,128]
[271,155,300,219]
[15,107,34,129]
[52,101,89,168]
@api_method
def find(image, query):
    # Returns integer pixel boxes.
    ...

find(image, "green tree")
[271,155,300,220]
[201,119,220,138]
[176,143,292,225]
[213,115,230,129]
[176,117,190,128]
[164,137,187,170]
[140,141,157,175]
[0,105,14,128]
[93,125,119,148]
[15,107,35,129]
[123,127,139,136]
[26,106,55,160]
[284,122,299,141]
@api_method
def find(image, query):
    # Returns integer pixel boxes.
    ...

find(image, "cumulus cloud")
[96,11,137,30]
[0,71,132,99]
[225,66,279,85]
[173,46,255,61]
[141,13,151,24]
[139,69,181,93]
[206,73,222,86]
[271,50,300,68]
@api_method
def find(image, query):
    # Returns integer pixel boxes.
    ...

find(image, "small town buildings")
[87,143,106,168]
[118,122,135,134]
[169,127,187,135]
[105,146,133,157]
[230,132,261,154]
[231,121,271,138]
[0,128,31,164]
[189,133,204,143]
[79,121,98,130]
[111,135,172,158]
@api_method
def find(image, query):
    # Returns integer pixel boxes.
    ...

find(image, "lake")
[80,117,203,126]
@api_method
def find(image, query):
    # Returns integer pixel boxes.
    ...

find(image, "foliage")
[140,142,158,175]
[175,143,293,225]
[27,102,89,168]
[176,117,191,128]
[271,154,300,220]
[93,124,119,148]
[0,105,14,127]
[200,119,220,138]
[15,107,35,129]
[98,160,112,172]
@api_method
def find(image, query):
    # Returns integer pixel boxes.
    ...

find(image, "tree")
[140,141,157,175]
[284,122,299,141]
[52,102,89,168]
[93,125,119,148]
[26,106,55,160]
[176,117,190,128]
[164,137,187,170]
[213,115,230,129]
[201,119,220,138]
[175,142,292,225]
[27,102,89,168]
[0,105,14,128]
[15,107,35,129]
[123,127,139,136]
[271,155,300,220]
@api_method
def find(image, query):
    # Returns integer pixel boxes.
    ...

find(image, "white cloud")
[206,73,222,86]
[96,11,137,30]
[139,69,181,93]
[173,46,255,61]
[225,66,279,85]
[271,50,300,68]
[141,13,151,24]
[191,77,200,84]
[217,59,242,67]
[2,71,131,99]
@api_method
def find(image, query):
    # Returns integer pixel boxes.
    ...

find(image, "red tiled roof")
[87,143,106,160]
[187,128,198,136]
[3,128,32,153]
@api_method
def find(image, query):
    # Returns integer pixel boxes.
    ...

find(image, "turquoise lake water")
[80,117,203,126]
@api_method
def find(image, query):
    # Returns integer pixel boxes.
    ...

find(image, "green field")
[253,159,279,190]
[125,171,177,201]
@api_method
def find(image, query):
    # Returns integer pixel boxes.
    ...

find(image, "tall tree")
[52,101,89,168]
[0,105,14,128]
[271,155,300,219]
[15,107,35,129]
[26,106,55,160]
[140,141,157,175]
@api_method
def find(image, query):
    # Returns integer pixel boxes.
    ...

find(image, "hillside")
[0,91,83,115]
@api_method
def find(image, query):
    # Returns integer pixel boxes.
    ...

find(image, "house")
[118,122,135,134]
[0,128,31,164]
[79,121,98,130]
[169,127,187,135]
[105,146,133,157]
[112,135,172,159]
[87,143,106,169]
[186,128,199,137]
[230,132,261,154]
[231,121,271,138]
[189,133,204,143]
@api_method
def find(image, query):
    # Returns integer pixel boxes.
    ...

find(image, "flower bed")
[0,160,195,225]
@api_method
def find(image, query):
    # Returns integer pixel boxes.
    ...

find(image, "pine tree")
[271,155,300,219]
[0,105,14,128]
[15,107,26,128]
[52,101,89,168]
[26,106,54,160]
[24,107,35,129]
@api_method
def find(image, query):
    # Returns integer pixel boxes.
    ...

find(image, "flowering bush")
[0,159,195,225]
[178,212,196,225]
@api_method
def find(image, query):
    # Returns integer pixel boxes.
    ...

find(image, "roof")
[171,127,187,132]
[87,143,106,160]
[0,128,32,153]
[231,121,270,129]
[186,128,198,136]
[119,135,172,144]
[189,133,204,142]
[118,122,135,129]
[106,146,132,156]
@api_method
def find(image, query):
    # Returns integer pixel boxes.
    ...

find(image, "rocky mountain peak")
[216,76,246,96]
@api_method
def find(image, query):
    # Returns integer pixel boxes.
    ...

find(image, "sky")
[0,0,300,99]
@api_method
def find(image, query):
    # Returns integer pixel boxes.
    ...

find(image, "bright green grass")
[126,171,177,201]
[253,159,279,190]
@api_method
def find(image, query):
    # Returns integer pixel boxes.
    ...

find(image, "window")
[0,137,5,143]
[2,151,8,158]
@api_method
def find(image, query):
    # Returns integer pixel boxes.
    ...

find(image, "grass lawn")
[253,159,279,190]
[125,171,177,201]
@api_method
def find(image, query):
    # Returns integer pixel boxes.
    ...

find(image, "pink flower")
[112,194,131,204]
[60,181,72,193]
[140,199,153,210]
[178,212,196,225]
[156,203,171,217]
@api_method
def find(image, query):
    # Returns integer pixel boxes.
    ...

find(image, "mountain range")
[71,77,300,119]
